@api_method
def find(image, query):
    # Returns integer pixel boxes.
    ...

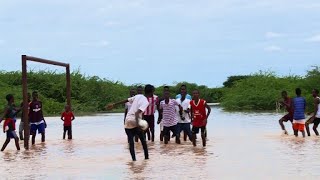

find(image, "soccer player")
[306,89,320,136]
[107,85,153,161]
[176,90,192,142]
[292,88,307,138]
[1,94,20,151]
[278,91,294,135]
[19,92,31,140]
[61,105,75,139]
[143,85,158,142]
[158,90,183,144]
[29,91,47,145]
[190,90,211,147]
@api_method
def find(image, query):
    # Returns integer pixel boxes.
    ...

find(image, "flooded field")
[1,107,320,179]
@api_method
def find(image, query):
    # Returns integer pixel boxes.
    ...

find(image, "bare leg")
[306,122,311,136]
[63,129,66,139]
[41,133,45,142]
[294,130,298,137]
[313,124,319,136]
[302,131,306,138]
[14,137,20,150]
[192,133,197,147]
[32,134,36,145]
[1,138,10,151]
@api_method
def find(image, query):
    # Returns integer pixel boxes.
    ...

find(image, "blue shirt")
[293,97,306,120]
[176,94,192,100]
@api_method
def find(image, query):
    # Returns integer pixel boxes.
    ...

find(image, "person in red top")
[278,91,294,135]
[190,90,211,147]
[61,105,75,139]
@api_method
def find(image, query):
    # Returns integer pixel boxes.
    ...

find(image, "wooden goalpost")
[21,55,71,150]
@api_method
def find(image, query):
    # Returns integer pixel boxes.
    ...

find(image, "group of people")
[278,88,320,137]
[0,91,75,151]
[107,84,211,161]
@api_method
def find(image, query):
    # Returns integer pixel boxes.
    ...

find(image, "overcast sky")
[0,0,319,87]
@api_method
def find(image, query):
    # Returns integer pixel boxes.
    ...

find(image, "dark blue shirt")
[293,97,306,120]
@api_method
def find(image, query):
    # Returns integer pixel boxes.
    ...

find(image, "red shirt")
[190,99,207,127]
[62,111,74,126]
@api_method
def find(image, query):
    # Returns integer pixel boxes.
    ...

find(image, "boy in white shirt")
[107,85,153,161]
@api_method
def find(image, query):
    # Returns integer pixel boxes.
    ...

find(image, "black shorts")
[143,115,155,130]
[314,118,320,126]
[282,113,293,122]
[192,126,206,134]
[64,126,72,132]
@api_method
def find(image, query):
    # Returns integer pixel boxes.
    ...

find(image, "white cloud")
[80,40,110,47]
[306,34,320,42]
[265,31,284,38]
[264,45,282,52]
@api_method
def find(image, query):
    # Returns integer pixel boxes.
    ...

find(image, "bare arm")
[61,113,64,121]
[106,99,129,110]
[157,108,163,124]
[124,108,128,122]
[205,103,211,119]
[1,107,9,123]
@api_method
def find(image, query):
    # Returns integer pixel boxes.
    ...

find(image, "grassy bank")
[0,70,223,116]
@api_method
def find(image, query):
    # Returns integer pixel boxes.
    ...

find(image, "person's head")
[27,92,31,100]
[144,84,153,95]
[312,89,319,98]
[6,94,14,103]
[281,91,288,99]
[163,86,169,92]
[192,89,200,100]
[65,105,70,112]
[180,84,187,96]
[137,86,143,94]
[295,88,302,96]
[164,90,170,100]
[32,91,38,100]
[129,88,136,97]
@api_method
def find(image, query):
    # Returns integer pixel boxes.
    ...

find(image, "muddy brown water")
[1,107,320,179]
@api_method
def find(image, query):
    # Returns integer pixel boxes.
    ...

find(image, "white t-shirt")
[125,102,132,112]
[316,97,320,118]
[176,98,191,123]
[125,95,149,129]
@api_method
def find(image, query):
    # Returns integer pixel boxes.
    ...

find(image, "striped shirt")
[144,95,159,116]
[293,97,306,120]
[160,99,179,127]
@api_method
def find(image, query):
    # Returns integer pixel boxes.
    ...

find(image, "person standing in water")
[158,90,183,144]
[29,91,47,145]
[278,91,294,135]
[107,85,152,161]
[306,89,320,136]
[176,91,192,142]
[19,92,31,140]
[158,86,170,141]
[61,105,75,139]
[174,84,192,141]
[1,94,20,151]
[292,88,307,138]
[143,85,158,142]
[190,90,211,147]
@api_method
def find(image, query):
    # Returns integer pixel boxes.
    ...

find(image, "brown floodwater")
[1,107,320,179]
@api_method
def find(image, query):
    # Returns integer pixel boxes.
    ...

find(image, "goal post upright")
[21,55,71,150]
